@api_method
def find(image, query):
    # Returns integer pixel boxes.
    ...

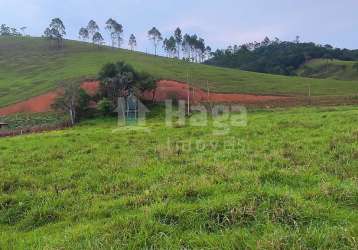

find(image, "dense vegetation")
[0,106,357,249]
[1,37,358,108]
[206,38,358,76]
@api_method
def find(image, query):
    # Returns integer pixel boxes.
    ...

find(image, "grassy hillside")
[0,106,357,249]
[298,59,358,80]
[1,37,358,107]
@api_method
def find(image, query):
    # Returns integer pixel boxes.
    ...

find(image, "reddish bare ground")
[7,80,347,116]
[142,80,293,104]
[0,81,101,116]
[0,91,59,116]
[82,81,100,96]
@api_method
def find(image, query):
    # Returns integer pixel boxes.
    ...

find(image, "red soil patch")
[0,91,59,116]
[0,80,297,116]
[143,80,293,104]
[0,81,100,116]
[82,81,100,96]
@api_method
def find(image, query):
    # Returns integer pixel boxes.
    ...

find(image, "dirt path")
[0,80,296,116]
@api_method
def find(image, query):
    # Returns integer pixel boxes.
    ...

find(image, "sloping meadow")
[0,106,357,249]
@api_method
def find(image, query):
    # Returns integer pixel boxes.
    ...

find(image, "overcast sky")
[1,0,358,53]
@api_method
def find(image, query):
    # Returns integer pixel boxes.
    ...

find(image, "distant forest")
[205,37,358,75]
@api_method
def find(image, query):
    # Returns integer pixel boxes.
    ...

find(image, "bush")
[97,98,113,116]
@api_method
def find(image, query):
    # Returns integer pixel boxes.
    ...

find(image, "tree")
[98,61,156,107]
[106,19,124,48]
[92,32,104,48]
[205,46,212,60]
[10,28,21,36]
[87,20,99,41]
[163,38,169,56]
[148,27,163,56]
[129,34,137,51]
[182,34,191,60]
[196,38,206,62]
[97,98,113,116]
[112,20,124,48]
[52,83,90,125]
[49,18,66,48]
[174,27,183,58]
[43,28,52,39]
[261,36,271,47]
[105,18,117,47]
[0,24,22,37]
[163,36,176,58]
[0,24,11,36]
[78,27,89,41]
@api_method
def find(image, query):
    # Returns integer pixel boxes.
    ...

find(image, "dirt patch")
[82,81,100,96]
[1,80,355,116]
[142,80,294,105]
[0,82,100,116]
[0,91,59,116]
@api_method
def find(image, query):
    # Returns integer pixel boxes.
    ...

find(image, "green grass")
[1,37,358,108]
[0,106,357,249]
[298,59,358,80]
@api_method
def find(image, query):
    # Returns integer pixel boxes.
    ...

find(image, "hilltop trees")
[163,36,176,58]
[87,20,99,42]
[148,27,163,56]
[129,34,137,51]
[105,18,116,47]
[43,18,66,48]
[78,27,89,41]
[105,18,123,48]
[113,21,124,48]
[93,32,104,47]
[180,34,208,62]
[0,24,11,36]
[0,24,22,37]
[37,18,214,60]
[174,27,183,58]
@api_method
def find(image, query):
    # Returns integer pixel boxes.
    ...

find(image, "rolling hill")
[1,37,358,108]
[297,59,358,81]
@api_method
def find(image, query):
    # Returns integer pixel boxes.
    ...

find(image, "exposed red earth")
[0,81,100,116]
[1,79,356,117]
[142,80,293,104]
[0,91,59,116]
[0,80,297,116]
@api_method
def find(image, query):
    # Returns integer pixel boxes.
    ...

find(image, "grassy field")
[1,37,358,108]
[0,106,357,249]
[298,59,358,81]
